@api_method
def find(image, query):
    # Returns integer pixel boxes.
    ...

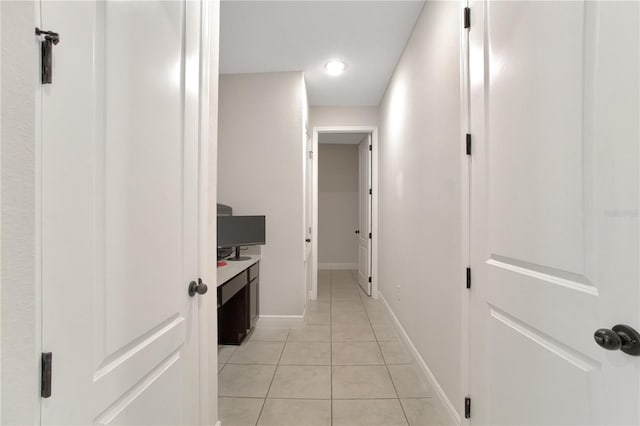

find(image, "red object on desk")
[217,261,227,268]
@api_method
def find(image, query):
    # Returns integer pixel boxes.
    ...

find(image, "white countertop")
[217,255,260,287]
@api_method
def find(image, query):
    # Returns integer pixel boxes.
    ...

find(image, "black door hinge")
[464,7,471,29]
[466,134,472,156]
[35,28,60,84]
[465,397,471,419]
[368,276,372,283]
[368,188,372,195]
[369,145,372,151]
[41,352,52,398]
[466,267,471,289]
[368,232,372,239]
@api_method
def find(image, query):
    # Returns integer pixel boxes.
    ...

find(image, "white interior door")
[40,2,202,424]
[357,136,372,295]
[304,134,313,297]
[469,1,639,424]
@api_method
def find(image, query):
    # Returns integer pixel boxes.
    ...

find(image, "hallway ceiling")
[220,1,425,106]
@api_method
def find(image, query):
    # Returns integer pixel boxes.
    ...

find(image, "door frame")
[28,1,215,424]
[459,0,471,424]
[310,126,379,300]
[199,1,218,425]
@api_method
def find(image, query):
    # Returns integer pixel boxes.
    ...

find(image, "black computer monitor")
[217,215,266,261]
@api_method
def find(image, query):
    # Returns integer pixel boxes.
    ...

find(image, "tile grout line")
[361,289,411,426]
[253,329,289,425]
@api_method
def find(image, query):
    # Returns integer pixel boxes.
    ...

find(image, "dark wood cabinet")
[217,261,259,345]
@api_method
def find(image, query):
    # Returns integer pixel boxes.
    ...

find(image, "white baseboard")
[257,314,305,329]
[318,262,357,270]
[215,421,221,426]
[378,293,462,426]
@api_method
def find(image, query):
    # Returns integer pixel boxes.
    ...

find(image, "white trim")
[459,0,471,424]
[311,132,319,301]
[312,126,379,300]
[215,421,221,426]
[257,315,305,329]
[198,0,217,424]
[318,262,357,270]
[379,292,461,426]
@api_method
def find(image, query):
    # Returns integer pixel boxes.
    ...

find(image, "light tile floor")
[218,270,452,426]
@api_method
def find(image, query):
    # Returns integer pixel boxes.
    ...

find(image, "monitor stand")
[228,246,251,262]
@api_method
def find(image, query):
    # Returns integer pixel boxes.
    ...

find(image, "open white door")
[40,2,203,424]
[469,1,639,424]
[357,135,372,295]
[304,133,313,298]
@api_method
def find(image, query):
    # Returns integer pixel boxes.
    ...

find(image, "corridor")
[217,270,450,425]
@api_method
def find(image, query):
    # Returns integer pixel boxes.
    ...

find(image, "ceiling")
[220,1,425,106]
[318,133,369,145]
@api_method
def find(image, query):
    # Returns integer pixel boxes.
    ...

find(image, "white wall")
[318,144,359,267]
[378,0,463,419]
[310,106,378,129]
[218,72,307,316]
[1,1,39,424]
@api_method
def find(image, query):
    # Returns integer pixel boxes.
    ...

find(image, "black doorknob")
[355,230,360,234]
[594,324,640,356]
[188,278,208,297]
[305,238,311,243]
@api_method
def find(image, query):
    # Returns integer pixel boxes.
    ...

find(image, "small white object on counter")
[217,255,260,287]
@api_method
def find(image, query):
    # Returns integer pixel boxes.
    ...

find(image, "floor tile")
[279,341,331,365]
[304,310,331,325]
[218,364,276,398]
[227,341,284,365]
[287,325,331,342]
[317,287,331,301]
[306,300,331,313]
[318,270,330,283]
[362,298,387,313]
[218,397,264,426]
[388,365,432,398]
[332,365,397,399]
[257,399,331,426]
[249,327,289,342]
[372,322,400,341]
[218,363,225,373]
[333,399,408,426]
[331,310,369,324]
[367,311,392,325]
[401,398,452,426]
[332,341,384,365]
[218,345,237,364]
[331,288,362,300]
[316,293,331,302]
[379,341,413,365]
[268,365,331,399]
[331,299,365,312]
[332,322,376,342]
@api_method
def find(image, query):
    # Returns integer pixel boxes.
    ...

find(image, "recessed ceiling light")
[325,60,346,76]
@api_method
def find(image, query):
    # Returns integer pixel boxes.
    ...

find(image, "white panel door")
[304,135,313,296]
[469,1,639,424]
[40,1,202,424]
[358,136,372,295]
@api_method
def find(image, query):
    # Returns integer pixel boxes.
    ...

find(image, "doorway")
[310,127,378,301]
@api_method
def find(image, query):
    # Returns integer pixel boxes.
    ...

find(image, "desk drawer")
[220,272,248,305]
[249,262,259,281]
